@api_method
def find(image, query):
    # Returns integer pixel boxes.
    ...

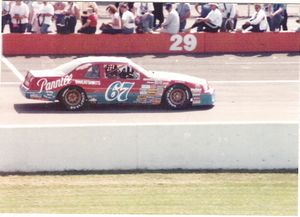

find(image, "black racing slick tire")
[60,87,87,111]
[164,85,191,109]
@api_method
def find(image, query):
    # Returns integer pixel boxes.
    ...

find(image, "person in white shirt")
[10,0,29,33]
[219,3,238,32]
[184,3,222,33]
[157,3,179,34]
[27,1,43,33]
[38,1,54,34]
[241,4,267,32]
[100,4,122,34]
[120,3,135,34]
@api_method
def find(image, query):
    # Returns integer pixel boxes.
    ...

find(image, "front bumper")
[192,88,215,106]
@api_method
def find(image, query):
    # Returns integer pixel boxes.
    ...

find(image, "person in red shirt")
[78,7,97,34]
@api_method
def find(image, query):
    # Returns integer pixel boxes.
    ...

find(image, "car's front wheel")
[60,87,87,111]
[164,85,191,109]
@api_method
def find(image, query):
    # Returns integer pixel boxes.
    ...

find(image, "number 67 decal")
[169,34,197,52]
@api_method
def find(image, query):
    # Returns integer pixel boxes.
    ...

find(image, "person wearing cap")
[184,3,222,33]
[157,3,179,34]
[241,4,267,32]
[77,6,97,34]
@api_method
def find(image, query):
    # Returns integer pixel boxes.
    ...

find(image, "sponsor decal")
[75,80,101,86]
[37,75,73,93]
[141,84,151,89]
[105,81,134,102]
[139,90,148,95]
[30,92,42,98]
[147,89,157,94]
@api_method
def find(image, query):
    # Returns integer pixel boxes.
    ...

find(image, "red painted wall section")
[204,32,300,53]
[2,32,300,56]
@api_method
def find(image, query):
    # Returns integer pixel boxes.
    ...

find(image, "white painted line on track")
[225,61,300,65]
[0,121,298,129]
[210,80,300,84]
[1,56,24,82]
[0,82,21,86]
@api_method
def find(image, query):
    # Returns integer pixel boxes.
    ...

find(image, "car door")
[100,62,143,104]
[72,63,102,103]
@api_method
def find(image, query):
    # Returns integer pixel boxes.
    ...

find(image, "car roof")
[73,56,131,65]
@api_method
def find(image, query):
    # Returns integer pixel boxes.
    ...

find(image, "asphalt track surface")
[0,54,299,125]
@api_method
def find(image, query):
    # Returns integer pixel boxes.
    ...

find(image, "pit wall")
[0,123,297,172]
[3,32,300,56]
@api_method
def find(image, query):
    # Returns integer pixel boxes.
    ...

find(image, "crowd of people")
[2,1,299,34]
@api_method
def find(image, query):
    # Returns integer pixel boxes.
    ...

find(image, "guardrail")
[0,123,297,172]
[3,32,300,56]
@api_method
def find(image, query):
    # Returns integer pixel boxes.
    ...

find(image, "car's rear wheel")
[164,85,191,109]
[60,87,87,111]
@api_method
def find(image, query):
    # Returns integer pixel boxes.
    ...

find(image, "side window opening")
[85,64,100,79]
[104,64,140,80]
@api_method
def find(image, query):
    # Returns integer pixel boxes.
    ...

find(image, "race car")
[20,57,215,110]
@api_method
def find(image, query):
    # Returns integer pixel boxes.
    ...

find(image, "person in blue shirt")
[268,4,285,31]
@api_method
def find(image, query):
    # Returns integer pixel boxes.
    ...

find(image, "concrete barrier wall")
[0,123,297,172]
[3,32,300,55]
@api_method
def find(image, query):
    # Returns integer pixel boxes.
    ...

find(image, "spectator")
[38,1,54,34]
[100,4,122,34]
[79,2,98,26]
[10,0,29,33]
[27,1,43,33]
[64,1,80,33]
[2,1,11,33]
[184,3,222,33]
[134,2,154,33]
[153,3,164,29]
[176,2,191,32]
[219,3,238,32]
[268,3,285,32]
[280,5,288,31]
[241,4,267,32]
[78,7,97,34]
[157,3,179,34]
[120,3,135,34]
[296,18,300,32]
[53,1,67,34]
[194,3,211,32]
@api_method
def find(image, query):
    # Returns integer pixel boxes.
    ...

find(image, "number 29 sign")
[169,34,197,52]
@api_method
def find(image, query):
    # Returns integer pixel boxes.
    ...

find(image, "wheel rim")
[65,89,82,106]
[170,89,186,105]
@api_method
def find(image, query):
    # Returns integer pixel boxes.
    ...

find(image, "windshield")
[54,59,80,74]
[129,61,152,77]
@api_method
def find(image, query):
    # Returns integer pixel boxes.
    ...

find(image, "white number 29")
[169,34,197,52]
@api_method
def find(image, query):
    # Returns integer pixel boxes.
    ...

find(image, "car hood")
[149,71,207,85]
[29,69,66,77]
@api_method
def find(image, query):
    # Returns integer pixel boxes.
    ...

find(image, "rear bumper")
[20,84,57,101]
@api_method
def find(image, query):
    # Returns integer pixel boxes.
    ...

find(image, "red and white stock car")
[20,57,215,110]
